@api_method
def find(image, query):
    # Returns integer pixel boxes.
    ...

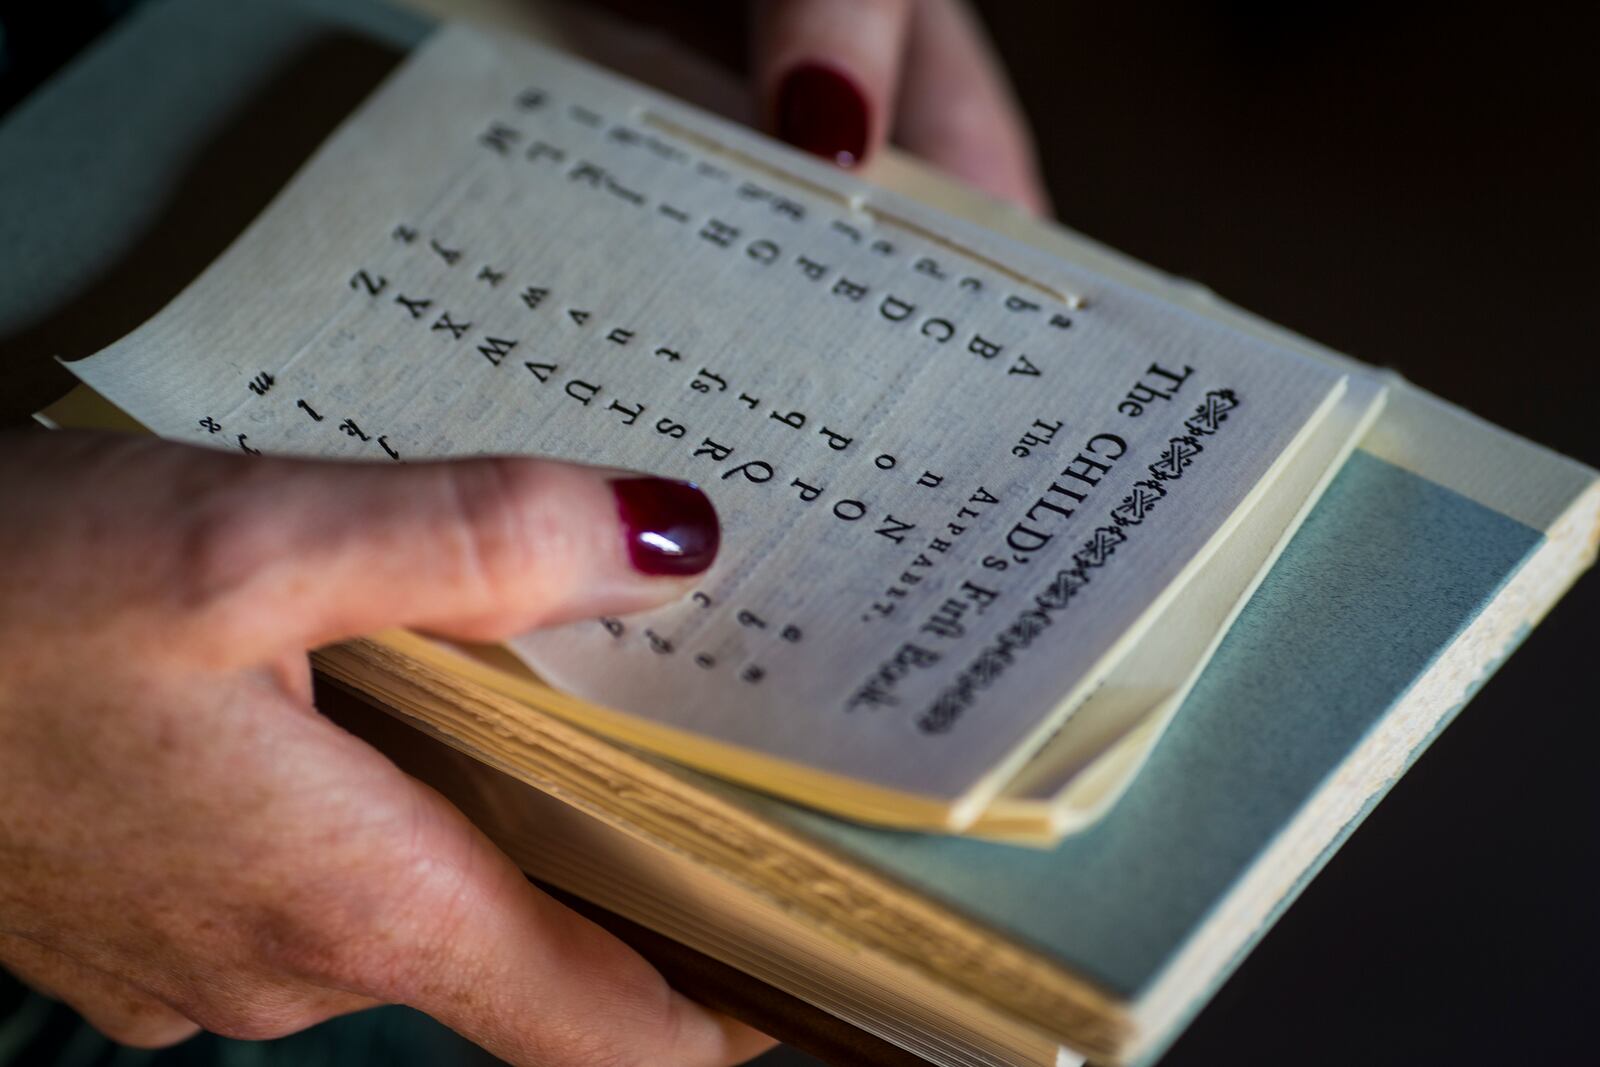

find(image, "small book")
[41,21,1386,843]
[9,1,1596,1063]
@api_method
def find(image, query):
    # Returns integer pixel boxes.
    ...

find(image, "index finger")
[754,0,915,167]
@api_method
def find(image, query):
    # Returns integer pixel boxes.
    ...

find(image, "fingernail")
[775,62,869,167]
[612,478,720,577]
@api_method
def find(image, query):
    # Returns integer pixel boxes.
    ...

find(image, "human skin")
[0,432,756,1064]
[0,2,1043,1062]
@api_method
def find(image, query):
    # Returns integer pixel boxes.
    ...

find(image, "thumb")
[161,446,719,659]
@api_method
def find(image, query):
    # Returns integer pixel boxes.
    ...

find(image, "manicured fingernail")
[775,62,869,167]
[612,478,720,577]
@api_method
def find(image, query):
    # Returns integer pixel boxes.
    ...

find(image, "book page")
[970,375,1385,841]
[64,25,1345,813]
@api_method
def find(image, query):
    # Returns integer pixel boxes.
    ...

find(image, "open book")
[43,23,1385,840]
[12,2,1597,1063]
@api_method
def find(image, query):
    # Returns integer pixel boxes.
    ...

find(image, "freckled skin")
[0,431,762,1064]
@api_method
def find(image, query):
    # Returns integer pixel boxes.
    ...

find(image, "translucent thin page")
[65,25,1344,804]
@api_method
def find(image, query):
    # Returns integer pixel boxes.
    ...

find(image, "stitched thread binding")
[642,111,1088,310]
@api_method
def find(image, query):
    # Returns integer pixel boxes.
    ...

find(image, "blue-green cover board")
[750,450,1540,997]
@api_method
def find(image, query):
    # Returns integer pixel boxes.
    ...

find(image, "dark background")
[2,3,1595,1065]
[980,5,1600,1066]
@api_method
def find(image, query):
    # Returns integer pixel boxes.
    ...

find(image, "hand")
[0,429,769,1065]
[563,0,1051,213]
[757,0,1050,212]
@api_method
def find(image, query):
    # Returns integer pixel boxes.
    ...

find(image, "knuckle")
[194,1003,323,1043]
[173,983,327,1044]
[166,466,294,646]
[89,1020,196,1050]
[255,906,380,991]
[436,459,550,602]
[257,843,466,1000]
[4,436,232,650]
[356,863,475,1000]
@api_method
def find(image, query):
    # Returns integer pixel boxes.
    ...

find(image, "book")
[39,18,1386,843]
[5,0,1595,1063]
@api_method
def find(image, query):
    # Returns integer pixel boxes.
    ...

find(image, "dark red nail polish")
[775,62,869,167]
[612,478,720,577]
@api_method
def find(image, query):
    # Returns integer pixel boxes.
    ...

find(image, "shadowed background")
[982,5,1599,1066]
